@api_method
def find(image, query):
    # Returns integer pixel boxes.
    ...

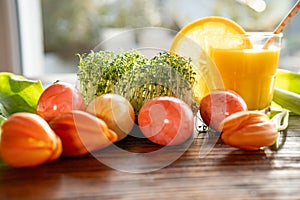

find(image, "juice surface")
[211,48,280,110]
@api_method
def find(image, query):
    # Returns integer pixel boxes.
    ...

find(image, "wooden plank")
[0,114,299,200]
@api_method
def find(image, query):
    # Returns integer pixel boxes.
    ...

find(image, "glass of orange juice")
[206,32,282,112]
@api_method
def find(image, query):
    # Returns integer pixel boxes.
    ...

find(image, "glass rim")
[244,32,283,37]
[206,32,283,37]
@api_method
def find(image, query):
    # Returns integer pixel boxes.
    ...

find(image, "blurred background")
[1,0,300,78]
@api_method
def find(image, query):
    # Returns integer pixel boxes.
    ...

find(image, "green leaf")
[0,72,44,117]
[0,103,8,126]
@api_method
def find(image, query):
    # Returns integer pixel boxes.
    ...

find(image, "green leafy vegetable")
[275,69,300,94]
[77,50,197,115]
[270,109,289,150]
[271,109,289,131]
[77,51,116,104]
[0,72,44,125]
[272,69,300,115]
[0,103,8,126]
[273,87,300,115]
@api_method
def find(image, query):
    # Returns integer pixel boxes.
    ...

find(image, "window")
[0,0,21,74]
[0,0,43,77]
[1,0,300,77]
[40,0,300,74]
[18,0,44,76]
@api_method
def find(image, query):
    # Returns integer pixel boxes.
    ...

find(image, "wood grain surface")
[0,114,299,200]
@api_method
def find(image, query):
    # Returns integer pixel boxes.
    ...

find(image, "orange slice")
[170,16,248,102]
[170,16,248,53]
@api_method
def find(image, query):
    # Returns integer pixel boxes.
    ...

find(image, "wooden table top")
[0,113,299,200]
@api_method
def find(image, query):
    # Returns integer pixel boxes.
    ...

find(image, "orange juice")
[210,47,280,110]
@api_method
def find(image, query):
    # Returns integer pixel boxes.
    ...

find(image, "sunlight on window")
[38,0,300,74]
[236,0,266,12]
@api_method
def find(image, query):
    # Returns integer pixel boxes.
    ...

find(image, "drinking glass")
[206,32,283,112]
